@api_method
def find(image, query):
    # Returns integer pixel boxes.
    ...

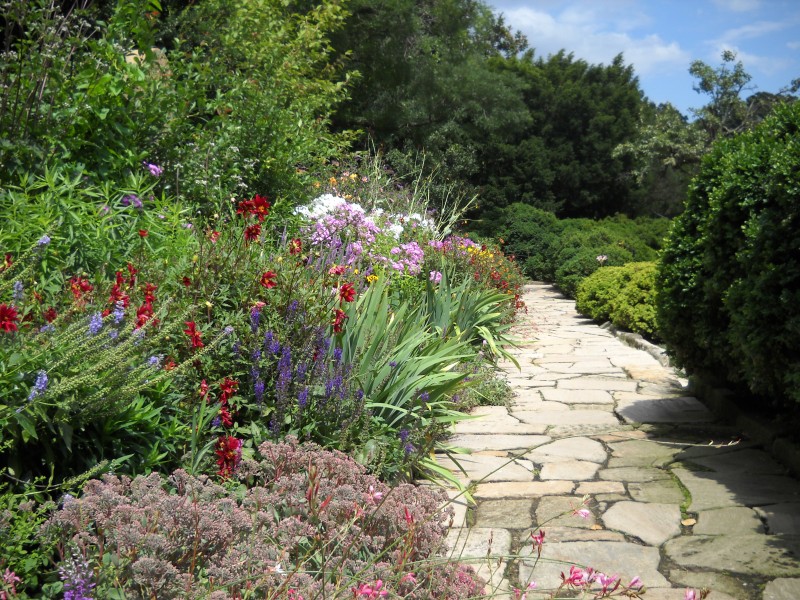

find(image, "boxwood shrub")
[656,101,800,409]
[576,262,658,338]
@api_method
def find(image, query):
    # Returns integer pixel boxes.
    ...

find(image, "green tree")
[477,51,645,221]
[689,50,753,141]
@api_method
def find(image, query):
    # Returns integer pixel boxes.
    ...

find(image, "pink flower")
[400,572,417,585]
[531,529,545,556]
[367,484,383,503]
[685,589,698,600]
[596,572,619,594]
[354,580,389,598]
[573,508,591,519]
[429,270,442,283]
[145,162,163,177]
[628,576,643,589]
[561,565,588,588]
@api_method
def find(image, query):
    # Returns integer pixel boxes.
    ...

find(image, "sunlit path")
[438,282,800,600]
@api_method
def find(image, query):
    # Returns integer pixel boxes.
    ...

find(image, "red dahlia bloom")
[0,303,19,333]
[215,435,242,478]
[289,238,302,255]
[219,377,239,403]
[339,282,356,303]
[260,270,277,289]
[43,307,57,323]
[244,223,261,242]
[332,308,348,333]
[182,276,192,287]
[183,321,204,348]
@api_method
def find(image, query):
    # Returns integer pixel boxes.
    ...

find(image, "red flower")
[289,238,303,255]
[163,357,177,371]
[138,229,148,238]
[260,270,277,289]
[182,276,192,287]
[0,303,19,333]
[43,307,57,323]
[135,302,154,329]
[328,264,346,276]
[244,223,261,242]
[215,435,242,478]
[236,194,271,222]
[219,377,239,403]
[332,308,348,333]
[68,276,94,303]
[199,379,210,399]
[219,403,234,427]
[183,321,204,348]
[339,282,356,303]
[208,230,221,243]
[127,262,138,287]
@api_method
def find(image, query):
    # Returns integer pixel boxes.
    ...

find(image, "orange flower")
[339,282,356,303]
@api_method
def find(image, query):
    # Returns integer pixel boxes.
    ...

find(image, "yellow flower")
[366,274,379,284]
[205,301,213,308]
[329,177,337,186]
[313,181,321,188]
[349,173,358,180]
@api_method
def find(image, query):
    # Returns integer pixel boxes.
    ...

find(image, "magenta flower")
[684,589,698,600]
[354,580,389,598]
[145,162,163,177]
[429,270,442,283]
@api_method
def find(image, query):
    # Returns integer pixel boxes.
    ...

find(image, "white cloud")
[788,41,800,50]
[718,21,788,44]
[503,6,689,76]
[711,0,761,11]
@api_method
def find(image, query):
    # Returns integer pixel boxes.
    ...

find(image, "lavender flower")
[12,280,23,302]
[254,379,265,405]
[112,301,125,324]
[87,312,103,336]
[298,387,309,408]
[120,194,136,207]
[39,324,55,334]
[59,549,95,600]
[147,355,162,368]
[108,329,119,340]
[399,429,410,443]
[37,234,51,246]
[145,162,163,177]
[404,443,415,455]
[419,391,430,402]
[296,361,308,383]
[27,370,48,401]
[211,416,221,428]
[333,347,343,364]
[223,325,234,336]
[250,306,262,333]
[389,361,397,369]
[264,330,281,354]
[277,346,292,400]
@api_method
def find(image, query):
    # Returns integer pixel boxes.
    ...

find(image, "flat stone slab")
[514,410,620,429]
[475,481,575,499]
[540,388,614,404]
[664,534,800,577]
[617,396,713,423]
[627,480,686,504]
[673,468,800,511]
[689,448,788,475]
[475,499,534,529]
[694,506,765,535]
[557,377,638,392]
[607,439,685,467]
[755,504,800,534]
[519,541,669,589]
[539,460,600,481]
[452,407,549,435]
[535,496,597,529]
[435,454,534,483]
[524,526,626,542]
[446,527,512,559]
[525,437,607,464]
[598,467,671,483]
[447,434,551,452]
[602,501,681,546]
[575,481,626,495]
[764,578,800,599]
[668,569,755,600]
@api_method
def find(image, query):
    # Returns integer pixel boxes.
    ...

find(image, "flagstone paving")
[436,282,800,599]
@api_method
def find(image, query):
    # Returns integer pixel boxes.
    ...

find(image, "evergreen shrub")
[656,101,800,408]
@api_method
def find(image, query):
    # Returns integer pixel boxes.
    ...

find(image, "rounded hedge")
[576,262,658,338]
[656,101,800,408]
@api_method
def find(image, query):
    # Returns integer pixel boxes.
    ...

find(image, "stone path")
[437,283,800,600]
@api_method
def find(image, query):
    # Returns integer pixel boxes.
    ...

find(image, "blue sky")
[486,0,800,116]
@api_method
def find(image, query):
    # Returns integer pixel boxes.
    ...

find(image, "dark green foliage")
[477,51,645,219]
[0,0,351,206]
[656,101,800,408]
[576,262,658,338]
[496,204,668,297]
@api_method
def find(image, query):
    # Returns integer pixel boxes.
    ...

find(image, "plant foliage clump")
[656,101,800,409]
